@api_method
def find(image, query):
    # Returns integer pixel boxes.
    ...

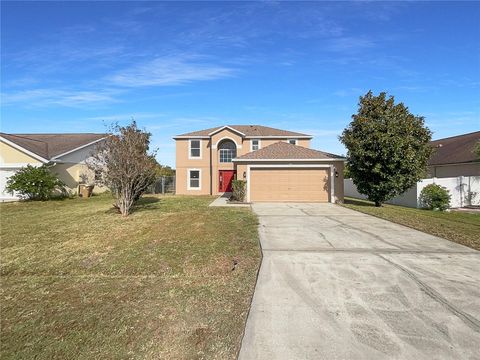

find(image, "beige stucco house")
[174,125,345,202]
[0,133,106,200]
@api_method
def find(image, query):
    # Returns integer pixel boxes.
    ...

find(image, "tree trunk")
[374,201,382,207]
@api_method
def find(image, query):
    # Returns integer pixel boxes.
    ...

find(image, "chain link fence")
[145,176,176,195]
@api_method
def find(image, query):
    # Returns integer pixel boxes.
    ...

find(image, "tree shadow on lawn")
[134,196,162,212]
[344,198,376,207]
[104,195,162,215]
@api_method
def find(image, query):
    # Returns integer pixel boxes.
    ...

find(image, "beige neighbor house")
[0,133,106,201]
[428,131,480,178]
[174,125,345,202]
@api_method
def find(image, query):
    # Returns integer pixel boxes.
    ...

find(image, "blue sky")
[1,1,479,167]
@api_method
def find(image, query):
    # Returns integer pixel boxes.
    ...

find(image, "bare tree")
[89,121,157,216]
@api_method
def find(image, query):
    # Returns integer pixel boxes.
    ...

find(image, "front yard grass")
[342,197,480,251]
[0,194,261,359]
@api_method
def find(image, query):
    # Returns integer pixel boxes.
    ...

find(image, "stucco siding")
[334,161,344,202]
[0,141,42,164]
[236,164,248,181]
[50,163,105,193]
[54,143,99,163]
[51,163,87,191]
[175,139,210,195]
[174,131,315,196]
[175,167,210,195]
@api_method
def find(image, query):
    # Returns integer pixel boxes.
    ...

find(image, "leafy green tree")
[340,91,433,206]
[6,165,66,200]
[474,141,480,159]
[343,163,351,179]
[153,162,176,177]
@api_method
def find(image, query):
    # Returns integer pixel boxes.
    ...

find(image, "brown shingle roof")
[176,125,311,138]
[0,133,106,160]
[429,131,480,166]
[234,141,344,161]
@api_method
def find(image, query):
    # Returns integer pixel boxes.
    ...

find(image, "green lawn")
[342,197,480,251]
[0,194,261,359]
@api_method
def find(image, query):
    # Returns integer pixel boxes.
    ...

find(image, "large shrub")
[340,91,433,206]
[419,184,451,211]
[231,180,246,202]
[88,121,157,216]
[5,165,66,200]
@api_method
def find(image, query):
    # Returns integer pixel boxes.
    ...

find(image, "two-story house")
[174,125,345,203]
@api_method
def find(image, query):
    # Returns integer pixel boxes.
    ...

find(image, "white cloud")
[326,36,375,53]
[1,88,120,107]
[106,55,236,87]
[85,112,165,122]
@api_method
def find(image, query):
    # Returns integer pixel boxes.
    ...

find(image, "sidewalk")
[209,193,250,207]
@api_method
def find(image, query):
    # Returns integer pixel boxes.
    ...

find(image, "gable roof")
[0,133,106,160]
[175,125,312,138]
[233,141,344,161]
[429,131,480,166]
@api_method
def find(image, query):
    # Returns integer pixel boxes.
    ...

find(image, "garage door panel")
[250,168,329,202]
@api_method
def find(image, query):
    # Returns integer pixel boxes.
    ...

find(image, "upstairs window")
[288,139,298,145]
[251,139,260,151]
[189,140,201,158]
[219,140,237,163]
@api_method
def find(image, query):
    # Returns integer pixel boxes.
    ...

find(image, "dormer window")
[288,139,298,145]
[251,139,260,151]
[189,139,201,159]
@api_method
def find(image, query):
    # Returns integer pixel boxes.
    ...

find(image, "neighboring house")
[428,131,480,178]
[0,133,106,200]
[345,131,480,208]
[174,125,345,202]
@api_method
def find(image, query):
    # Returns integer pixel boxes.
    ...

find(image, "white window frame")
[188,139,202,159]
[212,136,242,149]
[219,149,236,163]
[187,168,202,190]
[250,139,261,151]
[287,139,298,145]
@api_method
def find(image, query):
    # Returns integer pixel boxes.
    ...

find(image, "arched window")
[218,140,237,163]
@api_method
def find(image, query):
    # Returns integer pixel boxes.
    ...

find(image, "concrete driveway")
[239,203,480,360]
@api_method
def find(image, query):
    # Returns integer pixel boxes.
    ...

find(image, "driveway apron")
[238,203,480,360]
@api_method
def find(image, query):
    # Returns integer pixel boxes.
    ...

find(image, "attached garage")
[249,167,330,202]
[233,141,345,203]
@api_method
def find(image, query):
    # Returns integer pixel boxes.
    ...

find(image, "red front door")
[219,170,235,192]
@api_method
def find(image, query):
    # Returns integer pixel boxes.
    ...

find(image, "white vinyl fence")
[344,176,480,208]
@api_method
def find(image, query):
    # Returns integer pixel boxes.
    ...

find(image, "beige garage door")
[250,168,330,202]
